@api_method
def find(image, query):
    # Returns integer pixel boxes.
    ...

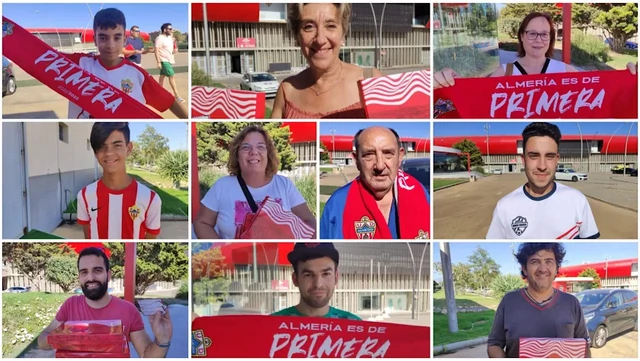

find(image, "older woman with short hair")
[271,3,383,119]
[194,125,316,239]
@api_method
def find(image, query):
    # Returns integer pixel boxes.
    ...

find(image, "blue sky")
[129,122,188,151]
[433,242,638,282]
[2,3,188,33]
[434,122,637,137]
[319,122,430,138]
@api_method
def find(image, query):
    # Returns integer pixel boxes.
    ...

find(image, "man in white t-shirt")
[155,23,184,103]
[486,122,600,239]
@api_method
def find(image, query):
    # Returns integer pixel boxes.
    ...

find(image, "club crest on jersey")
[121,79,134,94]
[128,205,141,221]
[354,216,376,239]
[2,22,14,38]
[511,216,528,236]
[415,229,429,239]
[191,329,212,356]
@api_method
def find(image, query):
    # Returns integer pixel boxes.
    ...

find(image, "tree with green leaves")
[572,3,601,31]
[46,255,78,292]
[192,247,227,281]
[452,139,485,169]
[491,274,526,300]
[452,263,475,293]
[320,142,330,163]
[2,243,64,291]
[578,267,602,289]
[468,246,501,296]
[500,4,562,23]
[196,122,297,172]
[593,3,638,52]
[157,149,188,188]
[106,242,189,295]
[135,125,170,168]
[466,3,498,37]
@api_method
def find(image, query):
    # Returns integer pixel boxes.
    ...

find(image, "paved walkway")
[52,221,188,239]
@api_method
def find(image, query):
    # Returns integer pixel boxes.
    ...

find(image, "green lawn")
[2,292,71,357]
[434,310,495,347]
[320,167,334,173]
[606,51,637,70]
[320,185,341,196]
[64,170,188,216]
[433,289,500,309]
[433,179,468,190]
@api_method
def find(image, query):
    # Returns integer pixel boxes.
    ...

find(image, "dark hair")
[90,122,130,153]
[517,12,556,58]
[77,247,110,272]
[94,8,126,33]
[161,23,172,32]
[515,243,566,278]
[130,25,139,31]
[353,127,402,155]
[522,122,561,153]
[293,255,338,276]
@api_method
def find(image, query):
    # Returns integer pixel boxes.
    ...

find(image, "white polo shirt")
[486,182,600,239]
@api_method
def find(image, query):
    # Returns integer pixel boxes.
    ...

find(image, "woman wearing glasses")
[434,12,636,88]
[193,125,316,239]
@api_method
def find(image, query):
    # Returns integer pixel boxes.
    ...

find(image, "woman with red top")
[271,3,383,119]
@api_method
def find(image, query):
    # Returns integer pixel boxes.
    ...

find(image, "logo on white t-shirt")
[511,216,528,236]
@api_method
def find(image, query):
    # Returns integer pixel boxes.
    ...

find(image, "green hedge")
[570,30,610,66]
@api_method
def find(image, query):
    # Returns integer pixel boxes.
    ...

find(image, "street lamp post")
[330,129,336,164]
[605,123,627,173]
[484,124,490,171]
[369,3,387,70]
[624,122,634,176]
[203,4,212,77]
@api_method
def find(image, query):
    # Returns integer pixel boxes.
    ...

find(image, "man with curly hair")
[487,243,590,358]
[486,122,599,239]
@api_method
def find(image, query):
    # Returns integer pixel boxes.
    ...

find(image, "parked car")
[401,157,430,192]
[5,286,30,293]
[3,56,17,97]
[239,72,279,97]
[576,288,638,348]
[630,168,638,177]
[492,169,502,175]
[611,164,634,174]
[555,168,587,182]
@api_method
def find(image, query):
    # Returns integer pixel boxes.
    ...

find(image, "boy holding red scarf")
[65,8,187,119]
[320,126,430,239]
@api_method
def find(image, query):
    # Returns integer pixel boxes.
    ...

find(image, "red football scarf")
[2,16,161,119]
[342,170,430,239]
[434,70,638,119]
[191,86,266,119]
[235,196,315,239]
[357,69,430,118]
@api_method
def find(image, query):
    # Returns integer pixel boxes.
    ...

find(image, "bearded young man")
[37,247,173,357]
[487,243,591,358]
[271,243,360,319]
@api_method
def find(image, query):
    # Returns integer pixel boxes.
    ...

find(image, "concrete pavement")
[52,221,188,239]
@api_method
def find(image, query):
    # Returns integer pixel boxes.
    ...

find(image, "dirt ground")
[434,173,638,239]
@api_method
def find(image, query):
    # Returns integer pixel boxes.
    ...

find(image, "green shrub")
[473,166,486,174]
[570,30,610,66]
[176,281,189,300]
[198,167,226,199]
[294,174,317,217]
[491,274,525,300]
[157,150,188,189]
[192,61,215,87]
[178,42,188,51]
[498,18,520,39]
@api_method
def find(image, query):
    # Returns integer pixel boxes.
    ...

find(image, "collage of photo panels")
[0,0,639,360]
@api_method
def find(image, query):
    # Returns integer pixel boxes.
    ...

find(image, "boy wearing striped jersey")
[77,122,162,239]
[486,122,599,239]
[67,8,188,119]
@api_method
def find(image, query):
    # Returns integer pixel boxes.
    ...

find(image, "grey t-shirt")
[488,288,590,358]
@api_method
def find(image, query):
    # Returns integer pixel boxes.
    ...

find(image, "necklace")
[309,63,344,96]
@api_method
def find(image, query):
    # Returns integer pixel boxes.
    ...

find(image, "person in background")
[155,23,185,104]
[122,25,148,66]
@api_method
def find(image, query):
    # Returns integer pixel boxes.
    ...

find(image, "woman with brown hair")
[271,3,383,119]
[193,125,316,239]
[434,12,636,88]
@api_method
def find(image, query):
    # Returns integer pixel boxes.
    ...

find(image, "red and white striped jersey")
[64,53,175,119]
[77,179,161,239]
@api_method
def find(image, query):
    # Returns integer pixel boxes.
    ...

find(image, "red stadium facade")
[554,258,638,292]
[433,134,639,174]
[319,135,430,165]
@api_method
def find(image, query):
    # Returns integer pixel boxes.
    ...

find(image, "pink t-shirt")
[56,295,144,342]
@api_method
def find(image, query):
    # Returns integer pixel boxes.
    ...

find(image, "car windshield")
[251,74,275,82]
[402,164,429,189]
[575,292,608,306]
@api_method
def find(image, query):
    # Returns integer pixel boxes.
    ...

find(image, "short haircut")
[77,247,110,272]
[522,122,561,153]
[161,23,172,32]
[515,243,566,278]
[353,127,402,155]
[227,125,280,177]
[94,8,126,33]
[518,12,556,58]
[288,3,352,39]
[130,25,139,31]
[293,254,338,276]
[90,122,130,153]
